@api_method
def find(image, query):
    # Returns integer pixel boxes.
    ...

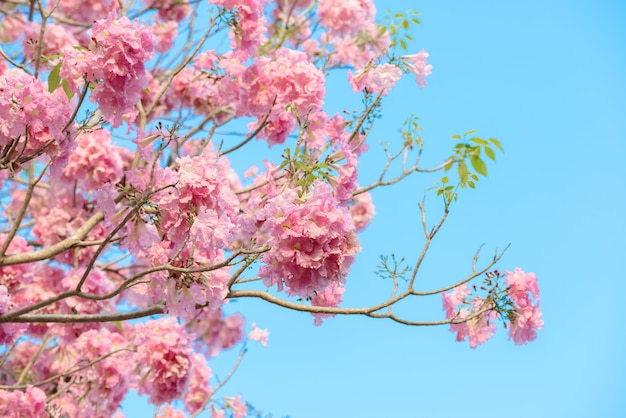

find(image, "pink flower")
[442,285,497,349]
[59,328,133,415]
[62,129,128,191]
[349,192,376,232]
[0,70,71,155]
[248,323,269,346]
[505,268,544,345]
[0,285,27,345]
[0,385,47,418]
[240,47,325,145]
[134,318,195,405]
[317,0,376,37]
[258,181,361,297]
[63,13,155,127]
[348,63,403,95]
[311,281,345,325]
[22,22,78,66]
[183,353,213,415]
[401,50,433,88]
[143,0,191,22]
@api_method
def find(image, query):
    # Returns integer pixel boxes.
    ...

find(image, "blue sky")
[124,1,626,417]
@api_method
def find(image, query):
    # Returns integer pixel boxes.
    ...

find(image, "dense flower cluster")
[62,129,130,191]
[258,181,361,297]
[134,318,195,405]
[0,69,71,156]
[0,385,47,418]
[317,0,376,36]
[442,268,544,348]
[442,284,498,349]
[505,268,544,344]
[241,47,326,145]
[61,13,154,127]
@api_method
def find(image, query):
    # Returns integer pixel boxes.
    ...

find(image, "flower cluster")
[317,0,376,37]
[258,181,361,297]
[0,69,71,156]
[134,318,195,405]
[210,0,268,57]
[62,129,130,191]
[0,385,47,418]
[442,284,498,349]
[442,268,544,348]
[401,50,433,88]
[58,327,133,417]
[348,63,403,95]
[61,13,154,127]
[505,268,544,345]
[241,47,326,145]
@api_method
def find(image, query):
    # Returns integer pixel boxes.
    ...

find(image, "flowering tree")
[0,0,543,416]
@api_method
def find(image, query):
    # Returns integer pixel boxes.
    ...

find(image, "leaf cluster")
[383,9,421,52]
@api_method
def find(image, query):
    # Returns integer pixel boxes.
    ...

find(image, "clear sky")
[124,1,626,417]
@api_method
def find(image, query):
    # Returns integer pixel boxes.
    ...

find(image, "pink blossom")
[0,385,47,418]
[227,394,248,418]
[258,181,361,297]
[0,285,27,345]
[0,14,24,43]
[134,318,195,405]
[324,23,390,69]
[311,281,345,325]
[248,322,269,346]
[60,327,134,416]
[0,234,33,292]
[505,268,544,345]
[184,353,213,415]
[349,191,376,232]
[152,20,178,53]
[55,0,118,24]
[0,69,71,156]
[317,0,376,37]
[442,285,497,349]
[188,309,244,357]
[62,129,128,191]
[240,47,325,145]
[64,13,155,127]
[158,405,187,418]
[144,0,191,22]
[23,22,78,66]
[211,0,268,57]
[401,50,433,88]
[348,63,403,95]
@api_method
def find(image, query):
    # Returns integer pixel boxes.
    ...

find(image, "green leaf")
[441,176,448,184]
[457,160,469,180]
[402,19,409,30]
[399,39,407,50]
[48,63,62,93]
[489,137,504,151]
[411,18,421,25]
[484,146,496,161]
[464,129,478,135]
[470,155,488,176]
[451,134,461,140]
[470,137,488,146]
[405,33,414,41]
[394,12,404,18]
[113,321,124,333]
[61,79,73,100]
